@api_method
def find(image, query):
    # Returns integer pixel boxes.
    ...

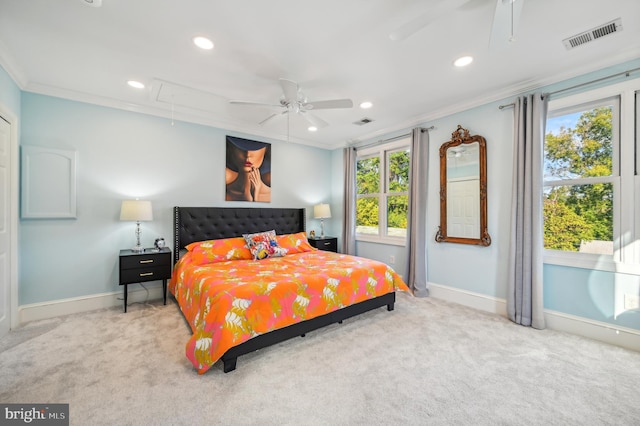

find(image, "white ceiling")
[1,0,639,149]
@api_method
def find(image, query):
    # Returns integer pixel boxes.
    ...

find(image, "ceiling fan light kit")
[229,78,354,131]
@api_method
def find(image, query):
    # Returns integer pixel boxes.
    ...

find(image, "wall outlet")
[389,255,395,264]
[624,294,640,310]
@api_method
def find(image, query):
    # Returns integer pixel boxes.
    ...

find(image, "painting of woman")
[225,136,272,202]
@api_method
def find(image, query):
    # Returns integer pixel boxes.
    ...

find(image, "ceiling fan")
[389,0,524,48]
[229,78,353,129]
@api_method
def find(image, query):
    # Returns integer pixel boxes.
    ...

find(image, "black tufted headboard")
[173,207,306,264]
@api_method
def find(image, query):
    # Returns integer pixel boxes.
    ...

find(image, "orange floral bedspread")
[169,250,410,374]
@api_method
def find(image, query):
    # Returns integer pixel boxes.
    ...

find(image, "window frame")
[355,137,411,246]
[543,79,639,274]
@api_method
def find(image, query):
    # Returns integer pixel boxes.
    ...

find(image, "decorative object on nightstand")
[313,203,331,238]
[120,199,153,253]
[309,236,338,253]
[154,237,166,251]
[119,247,172,313]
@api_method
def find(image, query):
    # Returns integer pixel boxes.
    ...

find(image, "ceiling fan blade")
[303,99,353,110]
[489,0,524,49]
[229,100,283,109]
[389,0,472,41]
[300,111,329,128]
[258,111,286,126]
[279,78,299,103]
[389,12,434,41]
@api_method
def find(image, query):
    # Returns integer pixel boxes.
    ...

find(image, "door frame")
[0,101,19,331]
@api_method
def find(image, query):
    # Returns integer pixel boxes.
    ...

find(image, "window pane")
[387,195,408,237]
[543,183,613,254]
[356,197,379,235]
[356,157,379,194]
[545,104,614,182]
[387,149,410,192]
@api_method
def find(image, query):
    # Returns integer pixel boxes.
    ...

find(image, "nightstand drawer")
[309,237,338,253]
[120,264,171,285]
[120,252,171,270]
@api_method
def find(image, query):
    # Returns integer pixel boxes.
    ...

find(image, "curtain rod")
[498,66,640,110]
[353,126,434,151]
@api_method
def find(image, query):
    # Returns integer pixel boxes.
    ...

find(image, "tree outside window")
[544,101,617,255]
[356,139,410,242]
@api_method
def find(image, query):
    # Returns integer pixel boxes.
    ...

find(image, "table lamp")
[313,203,331,238]
[120,200,153,252]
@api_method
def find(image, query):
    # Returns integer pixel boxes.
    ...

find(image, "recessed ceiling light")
[453,56,473,67]
[308,126,318,132]
[127,80,145,89]
[193,36,214,50]
[360,101,373,109]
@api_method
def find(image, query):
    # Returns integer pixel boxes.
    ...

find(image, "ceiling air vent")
[563,18,622,50]
[353,117,374,126]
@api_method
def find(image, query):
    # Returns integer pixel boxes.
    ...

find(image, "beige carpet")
[1,293,639,426]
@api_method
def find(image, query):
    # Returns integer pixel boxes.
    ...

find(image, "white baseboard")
[429,282,508,316]
[18,283,165,325]
[543,309,640,352]
[428,282,640,352]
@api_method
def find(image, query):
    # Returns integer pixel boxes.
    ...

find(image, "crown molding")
[348,51,640,147]
[0,41,28,89]
[23,81,336,149]
[6,47,639,153]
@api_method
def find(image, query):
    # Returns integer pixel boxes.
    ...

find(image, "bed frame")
[173,206,396,373]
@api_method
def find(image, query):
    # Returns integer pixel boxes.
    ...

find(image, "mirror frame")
[435,125,491,246]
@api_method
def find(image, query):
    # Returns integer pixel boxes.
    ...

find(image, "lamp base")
[132,245,144,253]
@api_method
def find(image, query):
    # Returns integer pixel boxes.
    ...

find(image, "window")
[544,98,618,255]
[543,79,639,273]
[356,137,410,244]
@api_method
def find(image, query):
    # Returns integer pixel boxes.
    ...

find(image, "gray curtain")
[406,127,429,297]
[507,93,548,329]
[342,146,357,255]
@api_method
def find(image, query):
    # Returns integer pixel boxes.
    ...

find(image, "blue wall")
[331,58,640,333]
[7,57,640,333]
[19,93,332,305]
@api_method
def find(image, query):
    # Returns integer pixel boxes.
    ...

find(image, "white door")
[0,115,10,338]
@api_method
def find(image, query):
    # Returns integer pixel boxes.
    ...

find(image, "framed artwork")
[225,136,271,202]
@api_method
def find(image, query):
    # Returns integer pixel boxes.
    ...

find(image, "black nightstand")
[309,236,338,253]
[119,247,172,313]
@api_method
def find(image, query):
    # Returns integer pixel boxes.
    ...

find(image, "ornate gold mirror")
[435,125,491,246]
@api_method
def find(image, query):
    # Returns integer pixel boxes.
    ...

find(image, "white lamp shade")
[313,203,332,219]
[120,200,153,221]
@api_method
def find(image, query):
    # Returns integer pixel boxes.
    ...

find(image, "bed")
[170,206,409,374]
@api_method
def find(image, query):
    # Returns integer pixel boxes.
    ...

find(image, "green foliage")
[356,197,378,227]
[356,149,410,231]
[356,157,379,194]
[544,190,594,251]
[544,106,613,251]
[388,150,409,192]
[388,195,408,229]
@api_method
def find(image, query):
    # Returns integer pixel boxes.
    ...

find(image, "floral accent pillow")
[243,230,288,260]
[276,232,317,254]
[186,237,252,265]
